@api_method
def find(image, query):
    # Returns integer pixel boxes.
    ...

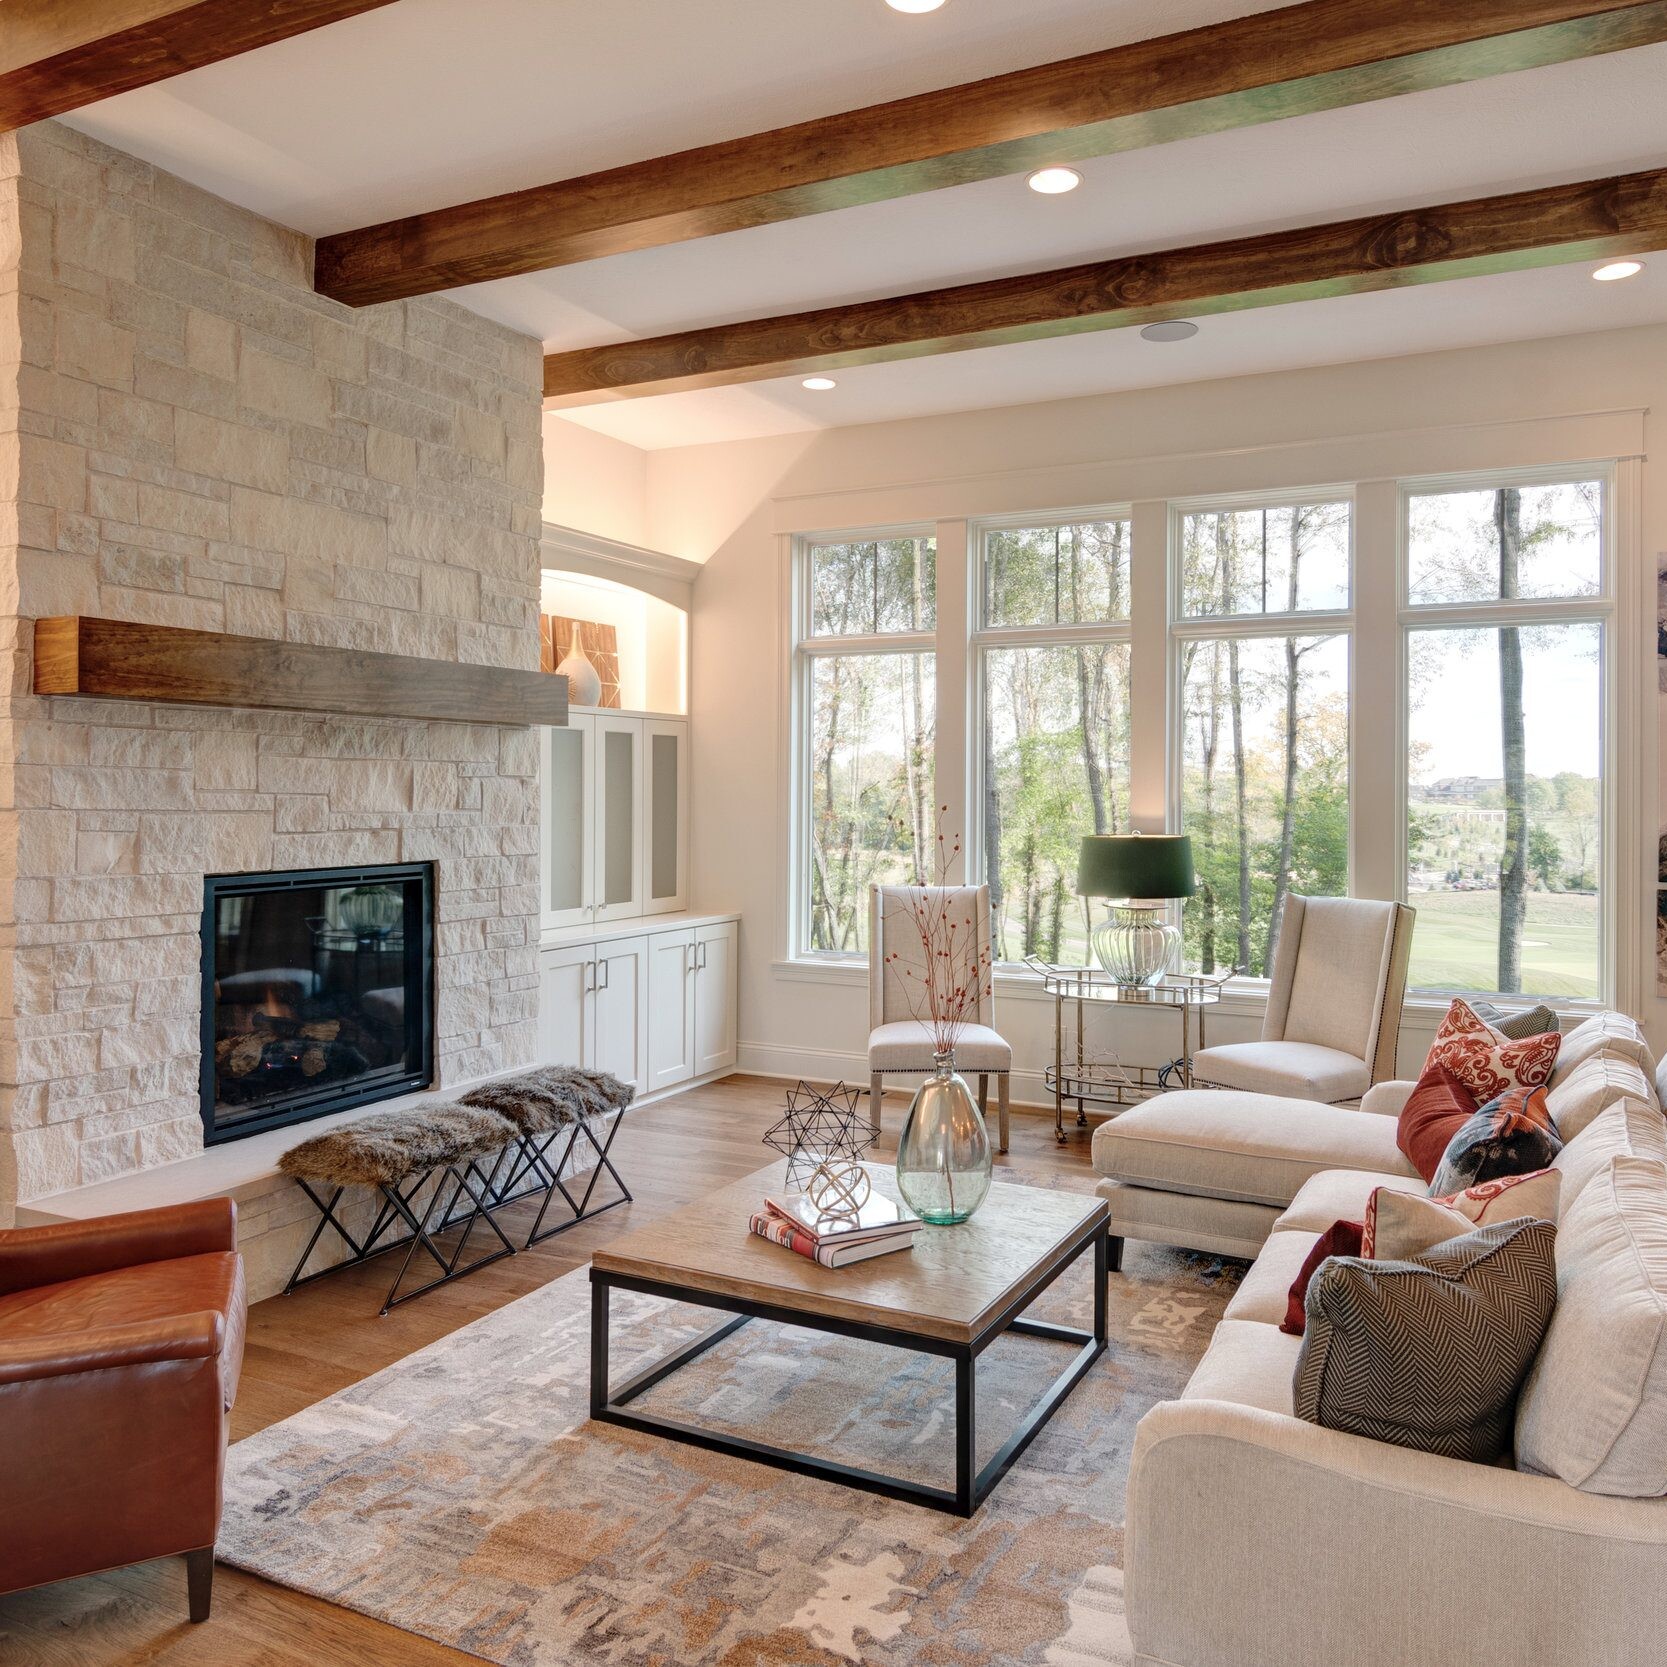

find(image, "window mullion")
[1352,478,1400,903]
[1129,500,1170,830]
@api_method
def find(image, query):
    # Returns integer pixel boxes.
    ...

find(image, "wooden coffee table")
[589,1162,1108,1516]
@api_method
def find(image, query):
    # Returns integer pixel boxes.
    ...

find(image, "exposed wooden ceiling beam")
[542,169,1667,403]
[0,0,400,134]
[316,0,1667,307]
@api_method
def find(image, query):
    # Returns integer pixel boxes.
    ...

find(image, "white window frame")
[780,456,1639,1017]
[789,525,938,962]
[1394,462,1620,1008]
[966,507,1135,960]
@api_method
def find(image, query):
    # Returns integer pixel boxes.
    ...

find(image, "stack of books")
[749,1185,922,1269]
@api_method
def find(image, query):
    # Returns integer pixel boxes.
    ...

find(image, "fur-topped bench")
[279,1067,636,1311]
[460,1065,636,1246]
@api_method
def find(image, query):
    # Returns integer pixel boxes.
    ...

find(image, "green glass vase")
[895,1051,992,1225]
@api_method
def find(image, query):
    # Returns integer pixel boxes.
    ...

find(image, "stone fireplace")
[0,120,547,1294]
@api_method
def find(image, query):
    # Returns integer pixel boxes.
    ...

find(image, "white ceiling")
[59,0,1667,451]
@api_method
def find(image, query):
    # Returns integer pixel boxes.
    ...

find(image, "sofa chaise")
[1095,1010,1667,1667]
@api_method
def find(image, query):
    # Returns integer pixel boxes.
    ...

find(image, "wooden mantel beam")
[34,617,569,728]
[316,0,1667,306]
[542,169,1667,403]
[0,1,401,134]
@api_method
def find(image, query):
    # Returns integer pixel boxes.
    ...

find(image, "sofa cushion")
[1279,1222,1364,1336]
[1294,1217,1558,1462]
[1364,1169,1560,1260]
[1429,1085,1562,1197]
[1516,1156,1667,1496]
[1275,1168,1425,1234]
[1425,997,1561,1104]
[1188,1041,1368,1102]
[1547,1053,1658,1141]
[1396,1061,1479,1183]
[1181,1318,1301,1417]
[1551,1011,1652,1082]
[1090,1091,1417,1209]
[1552,1097,1667,1205]
[1469,999,1560,1039]
[1222,1228,1329,1327]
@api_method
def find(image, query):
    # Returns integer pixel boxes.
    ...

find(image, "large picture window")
[796,534,936,955]
[1403,476,1607,999]
[1174,499,1352,977]
[978,518,1132,964]
[789,465,1622,1011]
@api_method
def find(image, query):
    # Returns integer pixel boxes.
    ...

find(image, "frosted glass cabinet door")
[540,717,594,932]
[642,719,689,916]
[593,715,644,923]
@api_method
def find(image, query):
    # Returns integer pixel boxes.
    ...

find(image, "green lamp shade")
[1077,834,1196,902]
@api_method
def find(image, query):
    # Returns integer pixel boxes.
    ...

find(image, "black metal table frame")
[589,1214,1108,1517]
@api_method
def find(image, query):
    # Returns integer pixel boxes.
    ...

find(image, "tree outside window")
[1176,502,1351,976]
[979,520,1132,964]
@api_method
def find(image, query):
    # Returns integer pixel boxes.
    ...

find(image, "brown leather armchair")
[0,1198,246,1621]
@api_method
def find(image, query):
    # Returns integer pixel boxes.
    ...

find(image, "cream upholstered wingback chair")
[867,884,1011,1152]
[1189,893,1414,1103]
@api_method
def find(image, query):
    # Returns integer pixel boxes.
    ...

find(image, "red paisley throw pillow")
[1425,997,1561,1106]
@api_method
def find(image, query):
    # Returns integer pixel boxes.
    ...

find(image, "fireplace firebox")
[200,863,434,1144]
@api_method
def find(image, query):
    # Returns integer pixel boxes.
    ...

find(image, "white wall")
[543,416,650,546]
[639,324,1667,1103]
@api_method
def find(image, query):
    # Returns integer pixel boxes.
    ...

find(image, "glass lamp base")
[1091,906,1179,988]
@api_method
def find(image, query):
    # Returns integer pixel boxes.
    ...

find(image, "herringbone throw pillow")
[1294,1216,1557,1461]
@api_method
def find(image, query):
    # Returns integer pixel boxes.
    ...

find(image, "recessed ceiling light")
[1027,166,1082,196]
[885,0,945,11]
[802,376,837,391]
[1592,259,1644,282]
[1140,320,1200,342]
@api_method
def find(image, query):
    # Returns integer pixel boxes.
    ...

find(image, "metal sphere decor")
[806,1157,871,1219]
[762,1080,876,1191]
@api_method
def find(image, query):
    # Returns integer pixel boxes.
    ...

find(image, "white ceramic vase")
[556,642,602,706]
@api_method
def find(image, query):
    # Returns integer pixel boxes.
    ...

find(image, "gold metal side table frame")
[1023,961,1233,1144]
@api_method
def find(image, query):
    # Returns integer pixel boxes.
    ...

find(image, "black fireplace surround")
[200,863,435,1144]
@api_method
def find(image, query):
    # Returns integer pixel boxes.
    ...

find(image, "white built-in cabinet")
[538,915,738,1100]
[644,918,739,1092]
[540,713,688,932]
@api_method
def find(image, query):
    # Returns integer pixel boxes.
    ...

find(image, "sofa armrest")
[1359,1079,1414,1118]
[0,1310,225,1386]
[1128,1399,1667,1667]
[0,1199,237,1297]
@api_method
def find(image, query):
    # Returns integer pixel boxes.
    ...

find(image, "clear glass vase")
[895,1051,993,1225]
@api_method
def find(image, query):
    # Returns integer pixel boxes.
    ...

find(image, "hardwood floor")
[0,1075,1096,1667]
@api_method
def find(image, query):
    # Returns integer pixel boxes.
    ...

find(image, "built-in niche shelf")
[33,616,570,728]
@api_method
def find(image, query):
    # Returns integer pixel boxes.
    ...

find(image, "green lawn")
[1407,888,1599,1000]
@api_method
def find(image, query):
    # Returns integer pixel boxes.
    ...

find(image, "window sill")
[772,957,1610,1028]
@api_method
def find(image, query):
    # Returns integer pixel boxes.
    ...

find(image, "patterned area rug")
[222,1190,1241,1666]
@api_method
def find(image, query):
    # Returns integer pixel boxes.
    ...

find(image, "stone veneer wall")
[0,121,545,1225]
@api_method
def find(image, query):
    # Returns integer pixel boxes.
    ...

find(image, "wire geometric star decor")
[762,1080,877,1190]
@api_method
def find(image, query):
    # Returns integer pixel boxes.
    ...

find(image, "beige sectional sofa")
[1093,1011,1667,1667]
